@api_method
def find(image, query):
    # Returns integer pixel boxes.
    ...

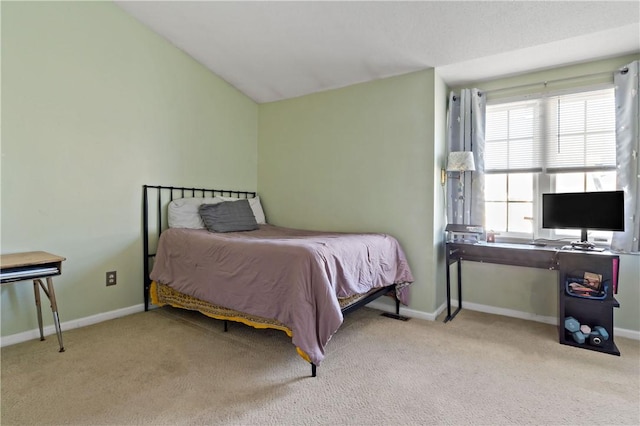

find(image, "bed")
[143,185,414,377]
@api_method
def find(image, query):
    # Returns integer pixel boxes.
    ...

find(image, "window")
[484,87,616,243]
[484,173,534,235]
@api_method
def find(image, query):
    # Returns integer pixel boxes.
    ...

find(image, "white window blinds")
[485,99,542,173]
[485,87,616,174]
[543,89,616,172]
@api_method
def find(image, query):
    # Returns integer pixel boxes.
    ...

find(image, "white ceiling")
[115,1,640,103]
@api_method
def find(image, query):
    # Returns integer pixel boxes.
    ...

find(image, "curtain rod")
[482,68,625,96]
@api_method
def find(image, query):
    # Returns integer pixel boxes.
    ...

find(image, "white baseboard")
[614,327,640,340]
[447,300,557,325]
[444,300,640,341]
[0,304,146,348]
[3,299,637,348]
[366,300,440,321]
[368,298,559,325]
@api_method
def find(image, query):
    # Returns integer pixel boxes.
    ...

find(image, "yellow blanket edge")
[149,281,312,364]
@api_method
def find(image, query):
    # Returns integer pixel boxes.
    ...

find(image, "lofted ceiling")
[115,1,640,103]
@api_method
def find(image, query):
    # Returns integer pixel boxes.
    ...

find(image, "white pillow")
[218,196,267,224]
[168,197,222,229]
[167,195,267,228]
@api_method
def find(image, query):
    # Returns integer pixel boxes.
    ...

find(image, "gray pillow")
[198,199,259,233]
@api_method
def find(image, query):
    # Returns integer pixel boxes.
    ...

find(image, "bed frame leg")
[380,287,410,321]
[224,320,228,332]
[144,283,150,312]
[311,363,317,377]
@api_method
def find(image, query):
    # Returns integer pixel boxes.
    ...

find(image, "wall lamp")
[441,151,476,192]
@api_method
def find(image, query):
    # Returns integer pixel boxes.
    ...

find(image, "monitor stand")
[563,241,605,252]
[567,229,605,252]
[571,241,595,250]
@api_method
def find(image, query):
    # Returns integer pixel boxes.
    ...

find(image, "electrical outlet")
[106,271,117,286]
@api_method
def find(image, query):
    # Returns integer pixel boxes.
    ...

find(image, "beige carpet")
[1,306,639,425]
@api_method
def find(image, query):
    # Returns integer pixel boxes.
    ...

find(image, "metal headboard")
[142,185,256,310]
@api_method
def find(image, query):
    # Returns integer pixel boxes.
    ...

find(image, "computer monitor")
[542,190,625,245]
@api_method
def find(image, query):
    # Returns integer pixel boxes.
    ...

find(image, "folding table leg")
[44,277,65,352]
[33,279,45,341]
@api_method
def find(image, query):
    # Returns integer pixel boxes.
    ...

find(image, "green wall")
[2,2,637,340]
[432,72,448,309]
[258,70,444,314]
[449,54,640,332]
[1,2,258,336]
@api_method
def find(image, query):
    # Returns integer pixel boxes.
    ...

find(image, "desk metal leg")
[456,258,463,315]
[46,277,65,352]
[445,258,452,321]
[33,280,45,341]
[444,259,463,323]
[33,278,65,352]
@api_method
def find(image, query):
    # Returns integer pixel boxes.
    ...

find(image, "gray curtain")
[612,60,640,253]
[446,89,486,225]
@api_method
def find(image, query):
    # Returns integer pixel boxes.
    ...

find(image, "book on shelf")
[583,271,603,291]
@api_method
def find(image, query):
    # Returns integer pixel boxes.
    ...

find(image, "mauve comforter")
[150,225,414,365]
